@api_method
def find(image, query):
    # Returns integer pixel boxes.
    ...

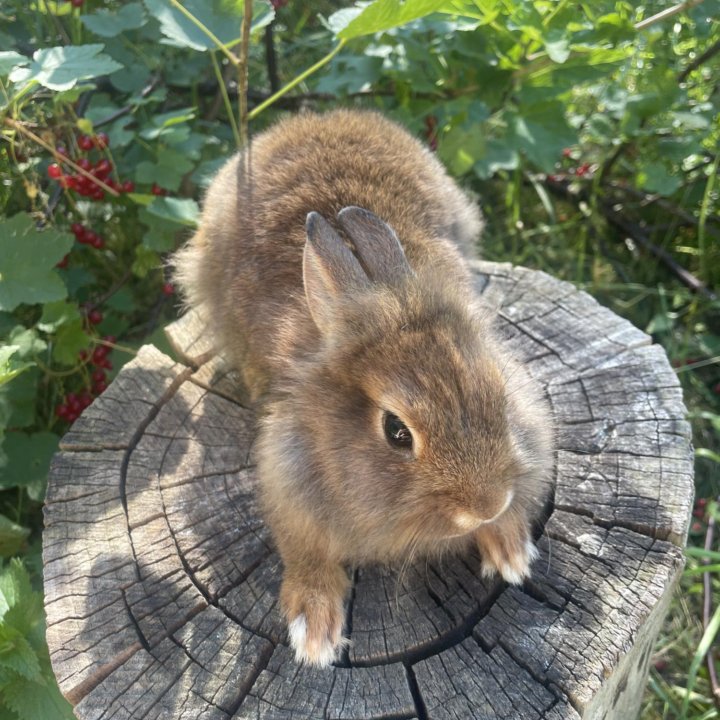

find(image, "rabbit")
[173,109,554,667]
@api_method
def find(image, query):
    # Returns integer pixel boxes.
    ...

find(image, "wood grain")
[44,262,693,719]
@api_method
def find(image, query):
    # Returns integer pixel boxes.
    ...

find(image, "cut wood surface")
[43,261,694,719]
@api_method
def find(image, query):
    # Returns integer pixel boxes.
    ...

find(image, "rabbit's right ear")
[304,212,370,335]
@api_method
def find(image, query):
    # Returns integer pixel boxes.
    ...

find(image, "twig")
[238,0,253,148]
[248,39,347,120]
[601,201,717,300]
[264,23,280,93]
[545,177,717,300]
[4,118,120,197]
[634,0,706,30]
[679,38,720,81]
[703,502,720,707]
[606,182,720,230]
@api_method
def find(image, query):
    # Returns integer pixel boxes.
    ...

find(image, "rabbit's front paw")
[281,575,348,667]
[474,513,538,585]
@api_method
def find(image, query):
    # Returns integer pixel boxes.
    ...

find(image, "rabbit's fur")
[174,109,553,667]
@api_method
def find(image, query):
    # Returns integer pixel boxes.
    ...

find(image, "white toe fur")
[288,614,342,668]
[288,614,308,659]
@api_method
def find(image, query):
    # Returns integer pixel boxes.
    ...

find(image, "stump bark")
[43,261,694,720]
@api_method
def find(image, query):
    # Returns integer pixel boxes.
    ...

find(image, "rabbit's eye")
[384,412,413,449]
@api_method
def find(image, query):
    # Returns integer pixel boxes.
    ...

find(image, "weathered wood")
[43,261,694,719]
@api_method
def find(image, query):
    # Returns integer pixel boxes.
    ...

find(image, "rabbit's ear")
[337,206,413,286]
[304,212,370,334]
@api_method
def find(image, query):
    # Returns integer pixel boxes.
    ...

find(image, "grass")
[475,171,720,718]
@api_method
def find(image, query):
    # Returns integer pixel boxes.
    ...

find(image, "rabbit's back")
[174,110,482,397]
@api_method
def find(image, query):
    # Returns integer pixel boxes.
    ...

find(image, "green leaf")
[52,320,91,367]
[505,102,576,173]
[473,139,519,179]
[0,368,39,430]
[0,215,73,311]
[145,197,199,227]
[143,0,274,51]
[37,300,81,333]
[636,161,682,197]
[135,148,195,191]
[331,0,452,39]
[8,44,122,91]
[3,674,75,720]
[81,3,147,37]
[438,124,485,176]
[0,559,42,638]
[544,28,570,63]
[0,51,28,76]
[0,347,32,388]
[6,327,47,359]
[0,625,41,681]
[139,210,182,252]
[132,246,161,278]
[0,432,59,500]
[0,516,30,558]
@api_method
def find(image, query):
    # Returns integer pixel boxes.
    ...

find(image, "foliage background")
[0,0,718,717]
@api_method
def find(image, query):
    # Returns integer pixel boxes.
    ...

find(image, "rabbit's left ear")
[303,212,370,335]
[338,206,413,286]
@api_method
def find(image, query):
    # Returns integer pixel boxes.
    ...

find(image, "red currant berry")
[562,148,573,158]
[102,335,117,345]
[66,393,82,413]
[78,135,93,151]
[162,282,175,296]
[70,222,83,236]
[83,230,97,246]
[92,369,106,384]
[92,346,109,364]
[79,349,89,362]
[56,146,69,157]
[100,358,113,371]
[151,183,166,196]
[93,380,108,395]
[92,188,105,201]
[47,163,63,179]
[91,235,105,249]
[55,404,70,419]
[94,132,109,149]
[56,254,70,269]
[122,180,135,193]
[79,391,93,409]
[94,158,112,177]
[71,0,84,7]
[77,157,91,171]
[87,309,103,325]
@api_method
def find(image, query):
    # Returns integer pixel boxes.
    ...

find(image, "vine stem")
[248,39,347,121]
[4,117,120,197]
[166,0,239,66]
[210,51,240,148]
[634,0,705,29]
[238,0,253,149]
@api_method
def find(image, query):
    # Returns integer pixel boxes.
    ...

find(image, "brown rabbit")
[173,109,553,667]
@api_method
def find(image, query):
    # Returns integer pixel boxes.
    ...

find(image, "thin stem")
[238,0,253,149]
[634,0,705,30]
[210,51,240,148]
[698,152,719,284]
[167,0,239,66]
[703,503,720,708]
[4,118,120,197]
[248,39,347,121]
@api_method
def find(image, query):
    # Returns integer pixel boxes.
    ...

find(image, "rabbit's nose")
[453,489,514,531]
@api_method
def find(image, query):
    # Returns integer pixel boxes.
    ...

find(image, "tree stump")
[44,261,694,720]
